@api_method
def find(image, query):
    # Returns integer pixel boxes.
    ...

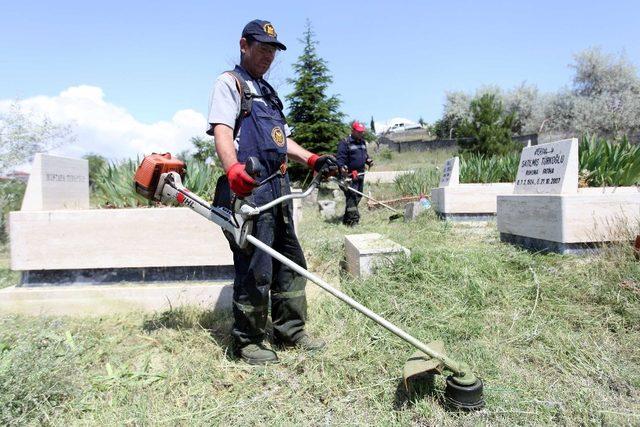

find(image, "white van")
[388,122,422,133]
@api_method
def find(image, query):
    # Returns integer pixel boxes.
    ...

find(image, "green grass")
[0,246,18,289]
[1,204,639,424]
[1,147,640,424]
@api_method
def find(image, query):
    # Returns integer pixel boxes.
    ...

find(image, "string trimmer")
[334,175,404,221]
[133,153,485,410]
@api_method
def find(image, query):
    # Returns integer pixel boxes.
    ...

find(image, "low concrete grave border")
[431,183,514,220]
[497,189,640,254]
[20,265,235,286]
[499,233,612,255]
[436,213,497,222]
[0,282,233,316]
[10,207,235,282]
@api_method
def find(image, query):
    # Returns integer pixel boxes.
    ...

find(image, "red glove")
[307,154,339,176]
[227,162,257,197]
[350,170,359,181]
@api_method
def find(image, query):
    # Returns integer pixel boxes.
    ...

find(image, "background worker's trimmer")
[134,153,485,411]
[334,175,403,221]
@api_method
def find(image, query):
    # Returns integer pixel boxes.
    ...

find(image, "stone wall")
[379,134,538,153]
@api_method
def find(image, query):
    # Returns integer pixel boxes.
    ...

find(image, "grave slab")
[290,188,303,235]
[431,183,514,220]
[10,207,233,272]
[498,189,640,251]
[344,233,410,278]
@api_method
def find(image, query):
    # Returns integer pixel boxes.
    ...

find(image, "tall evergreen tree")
[458,93,518,156]
[286,21,346,158]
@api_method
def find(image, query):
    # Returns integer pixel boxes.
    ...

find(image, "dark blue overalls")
[336,135,368,225]
[224,66,308,347]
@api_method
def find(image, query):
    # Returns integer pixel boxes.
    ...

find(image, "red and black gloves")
[226,162,257,197]
[350,170,359,181]
[307,154,339,177]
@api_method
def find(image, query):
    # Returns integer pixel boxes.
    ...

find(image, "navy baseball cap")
[241,19,287,51]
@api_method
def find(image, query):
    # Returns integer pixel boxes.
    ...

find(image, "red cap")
[352,121,366,132]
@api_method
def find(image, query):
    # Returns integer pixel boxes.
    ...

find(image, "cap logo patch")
[263,23,276,37]
[271,126,285,147]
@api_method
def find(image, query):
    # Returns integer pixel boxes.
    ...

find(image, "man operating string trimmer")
[206,19,339,365]
[336,121,374,226]
[136,17,484,410]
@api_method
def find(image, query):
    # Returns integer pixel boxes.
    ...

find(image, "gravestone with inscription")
[431,155,513,220]
[439,157,460,187]
[21,153,89,211]
[497,137,640,254]
[513,138,578,194]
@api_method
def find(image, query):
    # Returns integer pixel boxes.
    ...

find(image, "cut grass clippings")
[1,205,639,424]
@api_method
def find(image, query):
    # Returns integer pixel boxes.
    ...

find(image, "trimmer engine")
[134,153,185,201]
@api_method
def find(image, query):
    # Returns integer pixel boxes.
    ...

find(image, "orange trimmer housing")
[134,153,185,200]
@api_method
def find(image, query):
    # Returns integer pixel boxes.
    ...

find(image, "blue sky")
[1,0,639,159]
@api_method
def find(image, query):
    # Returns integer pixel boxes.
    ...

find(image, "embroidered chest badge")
[271,126,285,147]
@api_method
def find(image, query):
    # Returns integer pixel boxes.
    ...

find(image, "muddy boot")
[237,343,279,365]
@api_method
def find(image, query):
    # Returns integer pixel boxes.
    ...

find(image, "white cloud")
[0,85,208,162]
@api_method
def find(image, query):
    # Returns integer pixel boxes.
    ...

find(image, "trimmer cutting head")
[444,376,485,411]
[403,341,485,411]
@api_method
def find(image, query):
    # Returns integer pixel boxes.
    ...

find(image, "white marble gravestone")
[21,153,89,211]
[439,157,460,187]
[497,137,640,253]
[513,138,578,195]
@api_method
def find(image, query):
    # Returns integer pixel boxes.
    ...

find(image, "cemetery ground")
[1,150,640,425]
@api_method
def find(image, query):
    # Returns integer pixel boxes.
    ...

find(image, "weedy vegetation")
[459,152,520,183]
[579,135,640,187]
[91,157,222,208]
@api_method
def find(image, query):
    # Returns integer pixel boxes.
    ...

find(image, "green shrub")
[458,93,519,156]
[0,180,26,242]
[579,135,640,187]
[379,147,393,160]
[460,152,519,183]
[393,168,440,196]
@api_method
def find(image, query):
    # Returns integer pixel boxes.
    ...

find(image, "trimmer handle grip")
[245,156,264,180]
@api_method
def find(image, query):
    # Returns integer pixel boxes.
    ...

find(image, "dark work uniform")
[214,65,307,347]
[336,135,369,226]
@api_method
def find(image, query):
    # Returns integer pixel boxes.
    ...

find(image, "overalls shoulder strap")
[224,70,257,139]
[257,79,286,120]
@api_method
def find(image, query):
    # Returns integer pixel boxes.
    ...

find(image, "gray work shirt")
[207,71,290,149]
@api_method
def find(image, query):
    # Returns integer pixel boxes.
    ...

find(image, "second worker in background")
[336,121,373,226]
